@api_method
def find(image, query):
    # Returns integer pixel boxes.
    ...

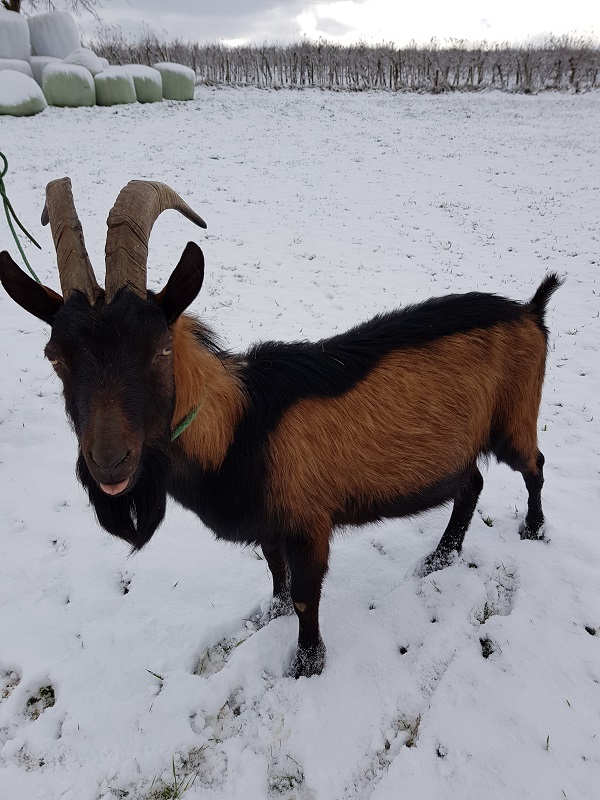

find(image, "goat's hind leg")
[418,465,484,577]
[519,450,545,540]
[494,436,546,540]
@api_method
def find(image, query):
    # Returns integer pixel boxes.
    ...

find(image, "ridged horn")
[42,177,101,304]
[104,181,207,303]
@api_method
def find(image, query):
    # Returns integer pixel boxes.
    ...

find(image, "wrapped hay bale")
[28,55,62,86]
[0,8,31,61]
[99,57,110,70]
[64,47,104,77]
[94,67,136,106]
[0,70,47,116]
[28,12,80,58]
[153,62,195,100]
[123,64,162,103]
[0,59,33,78]
[43,62,95,107]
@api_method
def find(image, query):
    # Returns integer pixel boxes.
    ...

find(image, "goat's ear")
[154,241,205,325]
[0,251,63,325]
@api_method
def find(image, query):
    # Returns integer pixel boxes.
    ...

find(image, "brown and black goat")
[0,178,561,677]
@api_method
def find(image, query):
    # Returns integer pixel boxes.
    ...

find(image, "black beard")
[77,443,171,551]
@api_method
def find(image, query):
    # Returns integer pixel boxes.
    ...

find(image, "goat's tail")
[529,273,563,319]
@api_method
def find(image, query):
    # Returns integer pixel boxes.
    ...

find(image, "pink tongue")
[99,479,130,496]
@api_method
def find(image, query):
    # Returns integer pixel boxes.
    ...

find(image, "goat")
[0,178,561,677]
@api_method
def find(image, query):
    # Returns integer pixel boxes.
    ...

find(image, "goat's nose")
[90,447,130,472]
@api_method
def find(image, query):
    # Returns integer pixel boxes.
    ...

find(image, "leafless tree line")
[91,28,599,92]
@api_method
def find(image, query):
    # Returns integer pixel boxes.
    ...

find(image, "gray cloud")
[88,0,364,43]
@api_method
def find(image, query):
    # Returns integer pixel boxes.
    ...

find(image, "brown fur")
[170,315,246,469]
[267,316,546,531]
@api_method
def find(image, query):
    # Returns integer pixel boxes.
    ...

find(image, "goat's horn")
[42,177,101,304]
[104,181,207,303]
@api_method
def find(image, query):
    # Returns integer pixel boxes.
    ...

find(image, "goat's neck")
[170,315,246,469]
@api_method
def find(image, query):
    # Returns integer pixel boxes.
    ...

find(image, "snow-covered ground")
[0,88,599,800]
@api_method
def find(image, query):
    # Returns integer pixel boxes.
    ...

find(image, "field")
[0,88,599,799]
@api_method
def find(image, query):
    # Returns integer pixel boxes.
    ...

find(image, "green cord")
[0,151,42,283]
[171,398,205,441]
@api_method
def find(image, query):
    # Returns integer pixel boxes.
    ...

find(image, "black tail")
[530,273,563,319]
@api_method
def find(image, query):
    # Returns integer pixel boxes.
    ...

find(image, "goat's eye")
[161,348,172,357]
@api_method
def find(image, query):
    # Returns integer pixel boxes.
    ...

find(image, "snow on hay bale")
[153,62,195,100]
[0,69,46,115]
[43,62,95,107]
[0,58,33,78]
[123,64,162,103]
[28,12,80,59]
[29,55,61,86]
[0,8,31,61]
[94,66,136,106]
[63,47,104,77]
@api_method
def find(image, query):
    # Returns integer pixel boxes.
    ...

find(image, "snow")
[0,58,33,78]
[153,61,195,100]
[63,47,104,77]
[94,66,137,106]
[0,69,46,115]
[28,55,61,87]
[27,11,80,59]
[0,8,30,61]
[123,64,163,103]
[0,88,599,800]
[42,62,95,108]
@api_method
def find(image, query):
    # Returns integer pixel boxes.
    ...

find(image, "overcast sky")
[80,0,598,46]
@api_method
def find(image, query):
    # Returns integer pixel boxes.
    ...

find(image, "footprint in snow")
[0,668,21,703]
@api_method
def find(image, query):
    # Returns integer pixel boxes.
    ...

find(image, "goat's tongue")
[100,479,130,496]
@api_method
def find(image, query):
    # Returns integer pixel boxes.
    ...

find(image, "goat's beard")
[77,443,171,551]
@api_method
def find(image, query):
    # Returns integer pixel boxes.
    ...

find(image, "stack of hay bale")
[0,8,196,115]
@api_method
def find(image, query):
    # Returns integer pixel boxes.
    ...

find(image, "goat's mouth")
[82,439,143,497]
[99,478,131,496]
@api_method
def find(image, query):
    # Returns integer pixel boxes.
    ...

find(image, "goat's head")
[0,179,207,549]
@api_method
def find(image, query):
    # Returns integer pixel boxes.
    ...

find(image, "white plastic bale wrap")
[94,67,136,106]
[0,59,33,78]
[64,47,104,77]
[0,69,47,116]
[0,8,31,60]
[153,62,195,100]
[28,12,80,58]
[123,64,162,103]
[28,56,62,86]
[43,62,95,107]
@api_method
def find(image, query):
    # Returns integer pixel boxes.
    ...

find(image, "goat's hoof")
[251,594,294,628]
[519,522,546,541]
[290,640,326,679]
[413,549,458,578]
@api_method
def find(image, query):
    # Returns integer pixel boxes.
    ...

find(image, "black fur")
[78,444,171,551]
[46,291,175,550]
[529,274,563,340]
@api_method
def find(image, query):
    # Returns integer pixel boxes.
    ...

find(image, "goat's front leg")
[285,530,329,678]
[260,537,294,622]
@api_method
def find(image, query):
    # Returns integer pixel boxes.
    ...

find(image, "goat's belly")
[331,468,463,527]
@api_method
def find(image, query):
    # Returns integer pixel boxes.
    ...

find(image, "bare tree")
[88,26,599,93]
[1,0,102,18]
